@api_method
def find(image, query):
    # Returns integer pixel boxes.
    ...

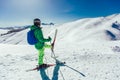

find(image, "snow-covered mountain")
[0,14,120,80]
[1,14,120,45]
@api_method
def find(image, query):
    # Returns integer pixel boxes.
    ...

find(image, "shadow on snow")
[39,64,60,80]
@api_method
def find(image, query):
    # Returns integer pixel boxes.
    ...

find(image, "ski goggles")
[34,21,41,23]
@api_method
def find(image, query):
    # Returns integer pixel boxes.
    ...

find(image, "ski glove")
[48,36,52,41]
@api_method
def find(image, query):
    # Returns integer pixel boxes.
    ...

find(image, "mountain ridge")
[0,13,120,44]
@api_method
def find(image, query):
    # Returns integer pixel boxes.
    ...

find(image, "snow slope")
[0,14,120,80]
[1,14,120,45]
[0,41,120,80]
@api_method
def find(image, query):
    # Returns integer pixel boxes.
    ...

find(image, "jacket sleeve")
[34,29,50,42]
[38,37,50,42]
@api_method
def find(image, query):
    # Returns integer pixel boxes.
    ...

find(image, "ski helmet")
[34,18,41,26]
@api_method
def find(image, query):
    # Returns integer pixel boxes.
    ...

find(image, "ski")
[50,29,59,59]
[26,64,55,72]
[51,29,57,53]
[51,29,58,51]
[50,29,66,65]
[26,62,66,72]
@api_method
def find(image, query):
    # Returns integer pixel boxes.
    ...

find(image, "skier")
[30,18,52,68]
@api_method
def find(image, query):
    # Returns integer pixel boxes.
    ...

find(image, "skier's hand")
[48,36,52,41]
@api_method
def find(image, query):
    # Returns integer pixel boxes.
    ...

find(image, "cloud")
[0,0,67,27]
[3,0,52,13]
[7,0,39,12]
[0,0,54,18]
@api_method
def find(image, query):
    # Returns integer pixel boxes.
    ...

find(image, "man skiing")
[30,18,52,68]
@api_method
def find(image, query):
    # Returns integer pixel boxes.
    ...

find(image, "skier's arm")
[39,37,51,42]
[35,30,51,42]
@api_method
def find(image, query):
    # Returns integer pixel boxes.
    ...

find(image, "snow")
[0,14,120,80]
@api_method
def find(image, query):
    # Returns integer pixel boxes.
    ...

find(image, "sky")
[0,0,120,27]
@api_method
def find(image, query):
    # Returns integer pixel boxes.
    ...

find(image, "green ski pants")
[38,44,51,65]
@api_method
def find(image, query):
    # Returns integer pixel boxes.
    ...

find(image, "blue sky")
[0,0,120,27]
